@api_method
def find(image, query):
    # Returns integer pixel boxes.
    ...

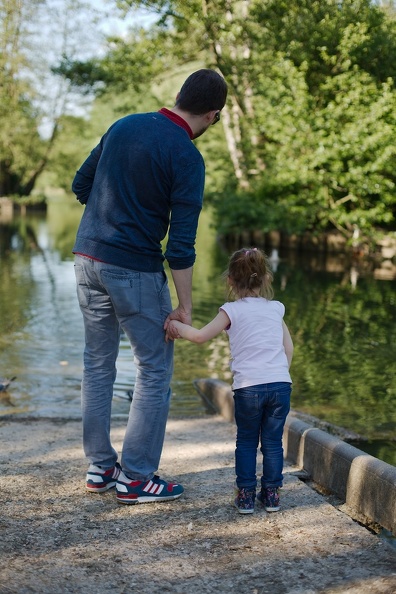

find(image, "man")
[72,69,228,504]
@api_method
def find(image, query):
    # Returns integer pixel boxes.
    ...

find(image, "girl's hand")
[164,306,190,342]
[165,320,182,342]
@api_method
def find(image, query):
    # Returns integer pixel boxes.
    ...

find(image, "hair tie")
[245,248,257,256]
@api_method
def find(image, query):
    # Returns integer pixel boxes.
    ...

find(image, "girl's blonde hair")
[225,247,274,300]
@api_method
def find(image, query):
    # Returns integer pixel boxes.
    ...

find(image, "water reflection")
[0,197,395,465]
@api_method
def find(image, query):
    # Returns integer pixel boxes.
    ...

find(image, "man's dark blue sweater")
[72,110,205,272]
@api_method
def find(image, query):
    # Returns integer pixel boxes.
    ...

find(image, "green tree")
[251,1,396,239]
[0,0,47,197]
[0,0,120,200]
[213,0,396,240]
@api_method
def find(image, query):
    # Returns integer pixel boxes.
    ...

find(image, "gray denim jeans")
[74,254,174,481]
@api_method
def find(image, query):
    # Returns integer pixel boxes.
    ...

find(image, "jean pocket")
[154,271,172,318]
[270,383,291,416]
[74,264,91,308]
[100,269,141,316]
[234,392,260,419]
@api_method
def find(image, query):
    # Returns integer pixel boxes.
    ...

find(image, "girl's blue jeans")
[233,382,291,490]
[74,255,174,482]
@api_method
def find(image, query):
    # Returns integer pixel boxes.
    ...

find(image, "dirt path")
[0,416,395,594]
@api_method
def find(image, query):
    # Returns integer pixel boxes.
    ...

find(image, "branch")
[328,216,349,236]
[333,193,355,207]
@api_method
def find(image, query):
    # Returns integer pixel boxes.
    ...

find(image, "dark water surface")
[0,197,395,465]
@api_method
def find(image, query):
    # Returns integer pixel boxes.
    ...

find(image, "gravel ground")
[0,415,395,594]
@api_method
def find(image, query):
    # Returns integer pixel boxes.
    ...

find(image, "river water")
[0,196,395,465]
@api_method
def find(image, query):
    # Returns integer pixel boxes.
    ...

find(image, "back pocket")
[100,269,141,317]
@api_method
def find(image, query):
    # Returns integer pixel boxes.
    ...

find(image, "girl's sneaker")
[234,486,256,514]
[258,487,280,512]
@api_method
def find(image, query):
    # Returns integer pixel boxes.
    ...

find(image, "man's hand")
[164,306,191,341]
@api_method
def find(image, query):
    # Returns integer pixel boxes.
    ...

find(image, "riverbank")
[221,227,396,267]
[0,415,395,594]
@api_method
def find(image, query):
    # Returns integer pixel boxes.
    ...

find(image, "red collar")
[158,107,193,140]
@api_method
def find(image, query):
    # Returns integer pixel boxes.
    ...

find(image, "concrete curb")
[284,416,396,535]
[193,378,396,535]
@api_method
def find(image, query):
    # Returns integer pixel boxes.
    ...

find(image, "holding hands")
[164,306,190,342]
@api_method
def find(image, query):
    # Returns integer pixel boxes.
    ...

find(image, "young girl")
[166,247,293,514]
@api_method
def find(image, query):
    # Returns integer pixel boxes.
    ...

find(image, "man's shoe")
[86,462,122,493]
[234,486,255,514]
[257,487,280,512]
[116,471,184,504]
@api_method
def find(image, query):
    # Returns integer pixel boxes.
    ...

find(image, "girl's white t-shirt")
[220,297,292,390]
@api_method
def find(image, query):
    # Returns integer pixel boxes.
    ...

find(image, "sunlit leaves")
[50,0,396,242]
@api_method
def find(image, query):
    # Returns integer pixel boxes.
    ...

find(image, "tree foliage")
[4,0,396,243]
[209,0,396,239]
[0,0,47,197]
[63,0,396,242]
[0,0,122,199]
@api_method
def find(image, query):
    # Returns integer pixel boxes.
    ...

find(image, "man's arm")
[72,143,102,204]
[163,158,205,337]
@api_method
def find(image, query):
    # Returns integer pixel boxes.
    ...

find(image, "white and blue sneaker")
[116,471,184,504]
[86,462,122,493]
